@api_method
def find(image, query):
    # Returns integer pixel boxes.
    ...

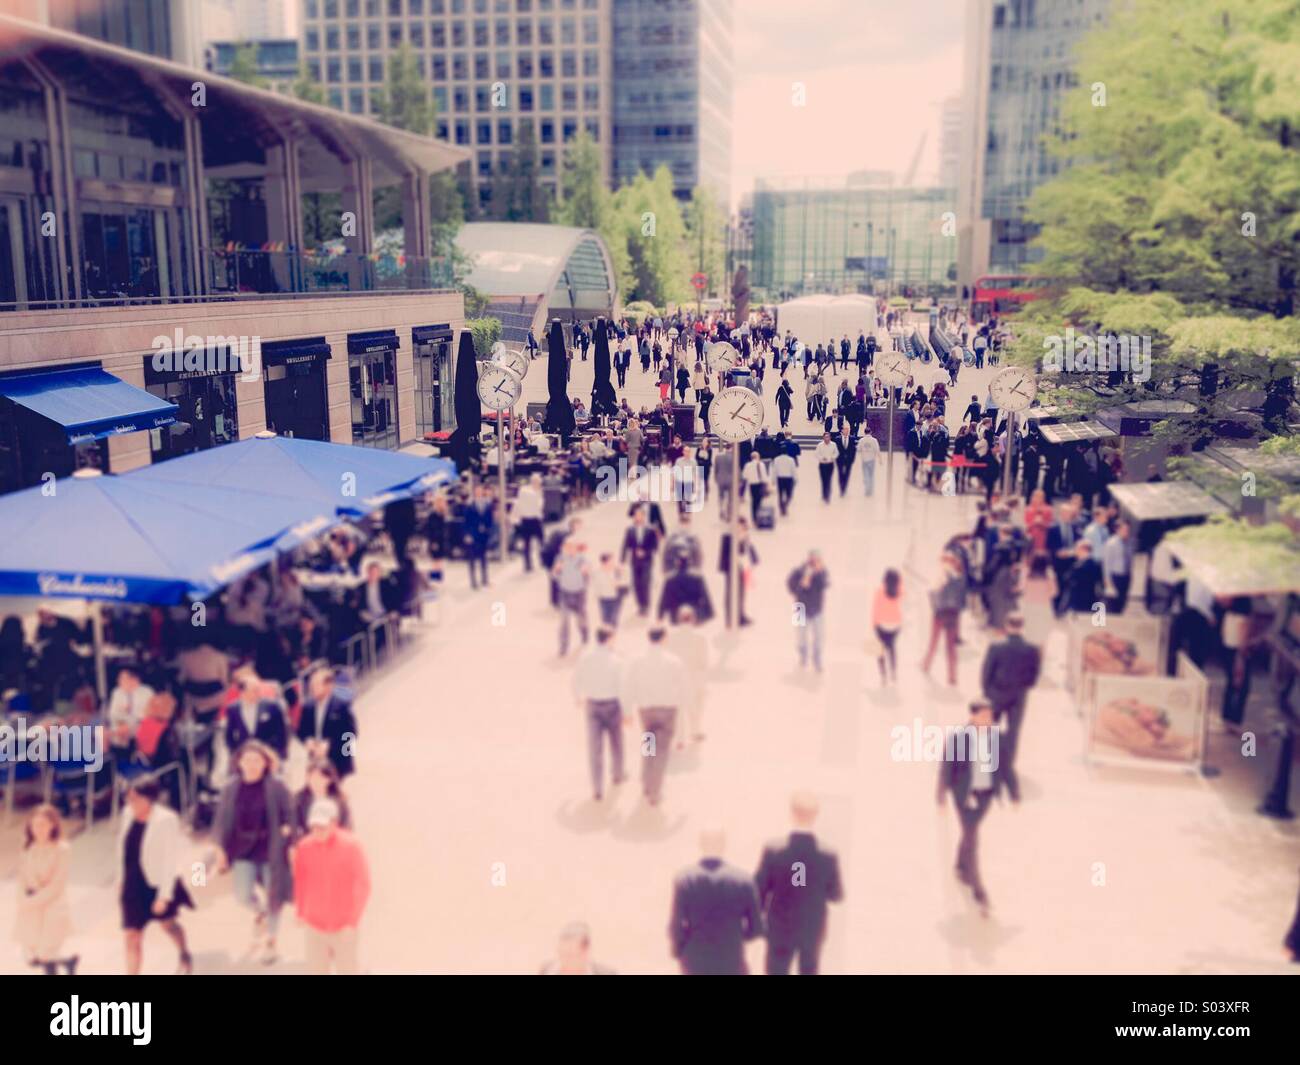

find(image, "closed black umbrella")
[446,329,482,474]
[543,317,575,444]
[590,317,618,420]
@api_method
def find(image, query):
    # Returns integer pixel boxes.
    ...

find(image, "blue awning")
[0,367,178,444]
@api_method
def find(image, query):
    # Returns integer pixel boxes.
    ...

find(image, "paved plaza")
[2,341,1297,976]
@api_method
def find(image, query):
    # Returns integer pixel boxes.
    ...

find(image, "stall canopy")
[0,366,178,444]
[0,470,331,604]
[1038,420,1118,445]
[1167,536,1300,598]
[129,432,454,516]
[775,294,876,342]
[1109,482,1229,525]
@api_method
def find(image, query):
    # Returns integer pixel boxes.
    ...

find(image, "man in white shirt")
[813,433,838,503]
[858,430,881,496]
[772,449,798,516]
[107,666,155,743]
[1102,520,1132,614]
[623,628,685,806]
[666,606,709,746]
[741,454,769,524]
[513,473,545,572]
[573,628,625,800]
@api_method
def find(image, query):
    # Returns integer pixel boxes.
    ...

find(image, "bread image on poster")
[1087,675,1203,768]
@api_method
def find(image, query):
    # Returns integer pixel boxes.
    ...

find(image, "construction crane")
[902,131,928,187]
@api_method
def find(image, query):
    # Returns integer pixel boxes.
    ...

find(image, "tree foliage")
[1010,0,1300,447]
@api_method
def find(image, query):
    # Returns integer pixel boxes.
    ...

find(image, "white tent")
[776,294,877,343]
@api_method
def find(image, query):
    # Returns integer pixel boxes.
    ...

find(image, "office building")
[957,0,1109,296]
[610,0,732,204]
[747,177,957,301]
[0,12,469,496]
[300,0,612,215]
[937,93,961,190]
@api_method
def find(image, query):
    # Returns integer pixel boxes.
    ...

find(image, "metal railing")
[0,250,455,314]
[205,247,455,297]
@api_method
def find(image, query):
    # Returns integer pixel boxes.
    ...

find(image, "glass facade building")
[748,179,957,300]
[958,0,1109,290]
[610,0,732,204]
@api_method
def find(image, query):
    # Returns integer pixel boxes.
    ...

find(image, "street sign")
[691,272,708,292]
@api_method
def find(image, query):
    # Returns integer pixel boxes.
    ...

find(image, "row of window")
[320,75,600,113]
[307,51,599,82]
[305,16,600,50]
[451,116,598,148]
[307,0,596,17]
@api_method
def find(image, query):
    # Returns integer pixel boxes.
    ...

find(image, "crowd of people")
[7,294,1297,976]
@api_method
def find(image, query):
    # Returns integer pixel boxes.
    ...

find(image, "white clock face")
[711,386,764,442]
[495,347,529,379]
[990,367,1038,412]
[477,363,522,410]
[709,341,738,370]
[876,353,910,387]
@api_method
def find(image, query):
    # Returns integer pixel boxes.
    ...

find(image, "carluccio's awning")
[0,366,177,444]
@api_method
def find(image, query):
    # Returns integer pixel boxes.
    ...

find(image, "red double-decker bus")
[970,275,1043,320]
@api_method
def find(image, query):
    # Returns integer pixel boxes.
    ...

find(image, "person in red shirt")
[292,799,370,974]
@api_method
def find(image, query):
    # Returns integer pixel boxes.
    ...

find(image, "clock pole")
[1001,409,1015,501]
[497,409,509,562]
[885,387,896,514]
[729,439,740,630]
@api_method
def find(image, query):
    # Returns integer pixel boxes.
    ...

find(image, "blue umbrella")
[0,470,332,604]
[130,433,455,517]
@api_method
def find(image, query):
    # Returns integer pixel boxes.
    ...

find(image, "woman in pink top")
[870,568,904,686]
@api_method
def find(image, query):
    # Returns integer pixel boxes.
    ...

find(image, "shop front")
[0,364,177,495]
[262,337,331,441]
[413,323,455,438]
[143,349,239,461]
[347,330,400,450]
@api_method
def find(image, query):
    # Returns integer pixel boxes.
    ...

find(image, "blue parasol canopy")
[0,470,335,604]
[129,433,455,516]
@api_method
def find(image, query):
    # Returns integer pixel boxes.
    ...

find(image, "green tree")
[226,42,268,90]
[685,185,726,299]
[609,167,690,307]
[291,63,326,104]
[375,44,433,135]
[554,130,629,297]
[493,123,549,223]
[554,130,606,229]
[1011,0,1300,447]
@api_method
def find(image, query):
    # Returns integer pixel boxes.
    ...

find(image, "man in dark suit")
[620,506,660,617]
[718,519,758,627]
[833,426,857,497]
[297,667,359,779]
[927,418,950,491]
[906,422,926,485]
[657,557,714,624]
[755,792,843,975]
[1045,502,1082,615]
[225,670,289,760]
[979,615,1041,802]
[1062,540,1104,615]
[669,830,764,975]
[936,700,1006,914]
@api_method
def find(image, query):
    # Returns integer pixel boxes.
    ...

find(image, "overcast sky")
[729,0,967,206]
